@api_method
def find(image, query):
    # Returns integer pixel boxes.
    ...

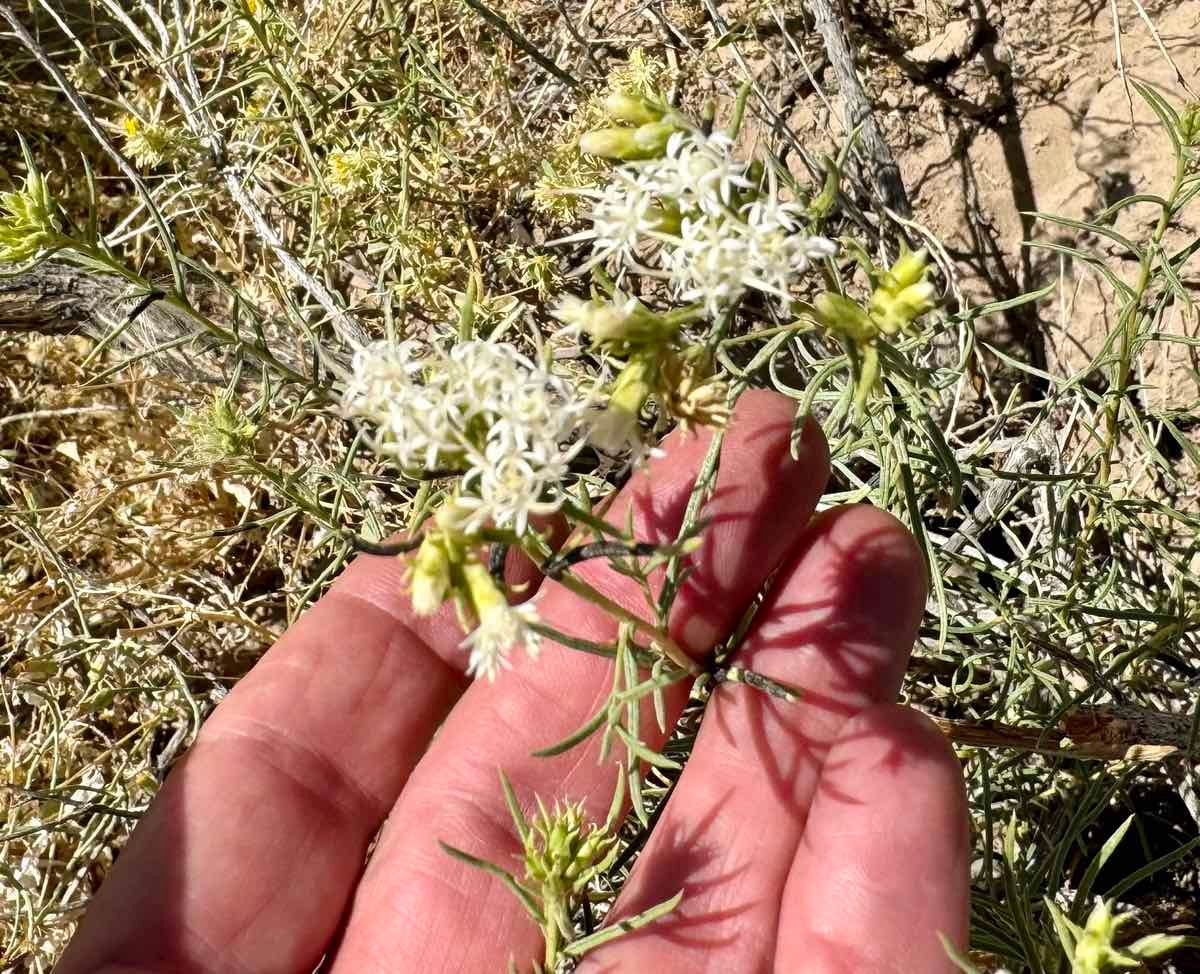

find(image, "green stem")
[1098,154,1188,485]
[553,573,698,675]
[74,243,318,391]
[1076,154,1188,575]
[516,537,697,674]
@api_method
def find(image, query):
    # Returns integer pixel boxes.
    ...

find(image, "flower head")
[648,130,752,215]
[345,339,587,533]
[180,394,258,463]
[120,115,176,169]
[569,130,835,315]
[460,562,541,680]
[325,146,389,195]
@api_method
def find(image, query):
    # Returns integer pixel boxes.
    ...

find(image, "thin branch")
[805,0,911,216]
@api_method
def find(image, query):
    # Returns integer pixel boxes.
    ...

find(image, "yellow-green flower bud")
[883,247,930,290]
[552,295,678,350]
[1178,102,1200,147]
[461,560,506,625]
[603,91,664,125]
[409,532,454,616]
[579,127,644,160]
[814,292,875,343]
[868,248,938,336]
[579,120,681,160]
[1064,897,1160,974]
[1128,932,1187,961]
[592,355,655,453]
[869,279,937,336]
[632,121,678,156]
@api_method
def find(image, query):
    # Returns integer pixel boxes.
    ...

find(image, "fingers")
[324,390,830,974]
[56,558,476,974]
[577,505,929,974]
[775,705,970,974]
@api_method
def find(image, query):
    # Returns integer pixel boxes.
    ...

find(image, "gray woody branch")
[806,0,911,216]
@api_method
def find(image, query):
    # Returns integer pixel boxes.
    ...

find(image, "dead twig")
[805,0,912,216]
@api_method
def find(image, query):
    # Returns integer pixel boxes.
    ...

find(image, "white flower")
[649,130,752,215]
[580,168,662,271]
[345,339,587,533]
[457,436,577,536]
[565,129,836,316]
[740,194,837,300]
[463,600,542,681]
[667,213,754,316]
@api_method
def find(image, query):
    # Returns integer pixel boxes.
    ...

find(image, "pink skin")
[57,390,968,974]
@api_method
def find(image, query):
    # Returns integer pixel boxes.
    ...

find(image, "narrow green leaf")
[939,933,983,974]
[438,841,544,924]
[614,725,681,770]
[1130,79,1183,161]
[563,889,684,957]
[1072,814,1133,915]
[498,770,529,845]
[531,706,610,758]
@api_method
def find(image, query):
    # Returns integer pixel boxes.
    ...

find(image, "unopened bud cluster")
[813,247,938,413]
[815,247,937,343]
[406,504,541,681]
[579,92,688,161]
[1048,896,1184,974]
[0,168,66,264]
[181,395,259,464]
[523,798,619,899]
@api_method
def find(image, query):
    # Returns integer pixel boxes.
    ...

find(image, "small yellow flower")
[119,114,176,168]
[325,147,389,195]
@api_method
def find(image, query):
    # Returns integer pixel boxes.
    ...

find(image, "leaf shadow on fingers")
[705,518,923,816]
[586,792,756,970]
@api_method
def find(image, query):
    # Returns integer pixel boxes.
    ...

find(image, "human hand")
[58,391,969,974]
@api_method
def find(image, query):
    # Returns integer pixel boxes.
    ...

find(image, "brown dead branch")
[933,705,1195,763]
[1,259,156,336]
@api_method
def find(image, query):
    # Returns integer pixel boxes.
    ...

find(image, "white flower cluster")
[345,340,587,535]
[576,131,836,316]
[464,599,542,681]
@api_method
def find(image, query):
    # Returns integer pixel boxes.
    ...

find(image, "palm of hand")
[59,393,968,974]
